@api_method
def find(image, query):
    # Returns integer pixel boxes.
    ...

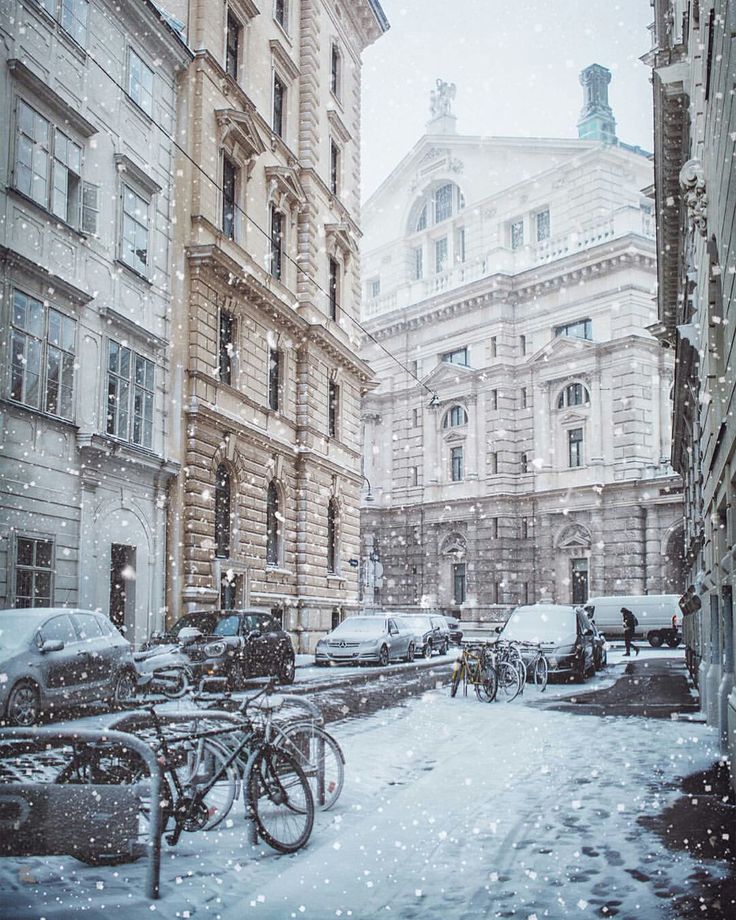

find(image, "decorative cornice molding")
[270,38,300,81]
[8,59,98,137]
[114,153,162,196]
[0,245,93,305]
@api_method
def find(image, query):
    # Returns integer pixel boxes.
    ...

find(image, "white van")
[583,595,681,648]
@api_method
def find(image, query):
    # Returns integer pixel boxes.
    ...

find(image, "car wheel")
[423,640,433,659]
[667,635,681,648]
[278,655,296,685]
[112,670,137,707]
[378,644,389,667]
[6,681,40,726]
[229,659,248,690]
[406,642,415,663]
[573,655,586,683]
[648,633,664,648]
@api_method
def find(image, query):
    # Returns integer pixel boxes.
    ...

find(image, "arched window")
[443,405,468,428]
[214,463,232,558]
[327,499,338,574]
[557,383,590,409]
[266,480,280,566]
[409,181,464,234]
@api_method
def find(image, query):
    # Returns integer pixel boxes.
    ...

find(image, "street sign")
[348,558,359,568]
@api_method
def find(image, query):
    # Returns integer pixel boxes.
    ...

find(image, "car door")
[37,614,89,702]
[577,611,595,674]
[386,618,404,660]
[71,612,110,689]
[240,614,271,676]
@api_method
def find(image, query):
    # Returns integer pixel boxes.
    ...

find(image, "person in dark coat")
[621,607,639,657]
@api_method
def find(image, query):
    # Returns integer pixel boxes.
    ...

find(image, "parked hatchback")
[143,609,295,688]
[399,614,450,658]
[496,604,596,681]
[444,616,464,645]
[0,608,136,726]
[314,615,415,666]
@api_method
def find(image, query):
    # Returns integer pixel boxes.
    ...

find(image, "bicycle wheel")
[278,721,345,811]
[176,736,240,830]
[245,744,314,853]
[475,664,497,703]
[496,661,523,702]
[450,661,463,697]
[533,655,548,692]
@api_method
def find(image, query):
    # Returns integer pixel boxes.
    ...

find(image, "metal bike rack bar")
[0,727,165,900]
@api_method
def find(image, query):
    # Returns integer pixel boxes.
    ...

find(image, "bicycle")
[484,644,524,701]
[450,643,497,701]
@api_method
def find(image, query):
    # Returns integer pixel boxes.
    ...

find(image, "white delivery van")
[583,595,681,648]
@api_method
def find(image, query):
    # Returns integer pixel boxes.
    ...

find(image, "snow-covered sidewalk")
[0,660,721,920]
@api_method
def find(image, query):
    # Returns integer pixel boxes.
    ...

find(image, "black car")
[584,615,608,671]
[443,616,464,645]
[144,609,295,688]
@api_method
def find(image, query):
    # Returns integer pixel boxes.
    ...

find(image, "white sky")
[361,0,654,199]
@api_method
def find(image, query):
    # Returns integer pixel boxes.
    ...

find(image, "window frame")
[443,405,468,428]
[274,0,288,31]
[434,236,448,274]
[266,479,281,566]
[450,445,464,482]
[127,47,154,117]
[222,154,238,240]
[269,205,284,280]
[225,10,241,81]
[452,562,466,604]
[105,339,155,450]
[218,309,235,385]
[272,71,286,138]
[330,42,341,100]
[120,182,151,277]
[268,346,281,412]
[35,0,90,47]
[328,378,339,438]
[568,427,584,468]
[441,346,468,367]
[510,218,524,250]
[214,463,232,559]
[329,139,340,196]
[555,318,592,341]
[535,208,550,242]
[328,257,339,320]
[14,535,55,608]
[327,499,339,574]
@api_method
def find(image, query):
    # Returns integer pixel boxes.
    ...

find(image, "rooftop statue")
[430,79,456,118]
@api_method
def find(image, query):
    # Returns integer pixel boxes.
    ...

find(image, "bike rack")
[0,727,164,900]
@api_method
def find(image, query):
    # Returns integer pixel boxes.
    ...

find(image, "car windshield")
[501,607,577,643]
[0,613,37,650]
[169,613,219,638]
[406,617,432,631]
[331,618,385,637]
[212,615,240,637]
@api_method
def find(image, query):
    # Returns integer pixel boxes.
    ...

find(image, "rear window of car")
[72,613,104,639]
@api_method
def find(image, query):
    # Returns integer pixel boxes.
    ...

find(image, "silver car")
[0,608,136,726]
[314,614,416,666]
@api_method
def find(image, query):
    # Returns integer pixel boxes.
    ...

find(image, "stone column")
[719,586,734,752]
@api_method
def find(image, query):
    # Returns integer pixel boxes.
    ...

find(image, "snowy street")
[1,650,724,920]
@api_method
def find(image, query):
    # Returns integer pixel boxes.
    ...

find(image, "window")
[15,537,53,607]
[36,0,89,46]
[369,278,380,298]
[555,318,592,340]
[128,49,154,116]
[121,184,149,275]
[490,336,497,358]
[413,408,420,427]
[214,463,232,558]
[329,140,340,196]
[571,557,588,605]
[521,518,529,540]
[273,73,285,137]
[520,334,526,355]
[106,340,154,448]
[330,43,341,99]
[274,0,287,29]
[536,208,550,242]
[568,428,584,468]
[327,499,338,573]
[491,389,498,410]
[443,405,468,428]
[415,204,427,232]
[225,13,240,80]
[411,466,418,486]
[329,258,339,320]
[270,206,283,280]
[492,517,499,538]
[510,219,524,250]
[328,379,339,438]
[268,347,281,411]
[557,383,590,408]
[219,310,235,385]
[452,563,466,604]
[441,346,468,366]
[434,183,453,223]
[412,246,423,280]
[521,386,528,409]
[222,156,237,239]
[435,237,448,274]
[10,290,75,419]
[450,446,464,481]
[266,480,280,566]
[456,227,466,263]
[490,451,498,474]
[521,452,529,473]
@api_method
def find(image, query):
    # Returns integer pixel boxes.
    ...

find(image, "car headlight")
[204,641,227,658]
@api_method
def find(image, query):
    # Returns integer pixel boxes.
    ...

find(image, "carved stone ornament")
[430,79,456,118]
[679,159,707,237]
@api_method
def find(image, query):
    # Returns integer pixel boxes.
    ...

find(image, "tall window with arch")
[443,404,468,428]
[327,499,339,574]
[557,382,590,408]
[214,463,232,558]
[266,480,280,566]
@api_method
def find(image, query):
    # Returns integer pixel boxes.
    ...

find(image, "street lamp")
[362,474,374,502]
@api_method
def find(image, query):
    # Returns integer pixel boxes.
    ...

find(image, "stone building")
[650,0,736,782]
[0,0,190,641]
[360,68,684,624]
[164,0,388,651]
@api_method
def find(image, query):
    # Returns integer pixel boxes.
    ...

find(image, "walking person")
[621,607,639,657]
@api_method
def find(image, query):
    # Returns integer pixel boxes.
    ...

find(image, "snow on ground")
[1,649,720,920]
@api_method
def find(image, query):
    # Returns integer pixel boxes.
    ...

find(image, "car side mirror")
[494,626,502,634]
[40,639,64,653]
[247,629,262,640]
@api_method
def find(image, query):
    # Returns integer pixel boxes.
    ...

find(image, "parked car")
[399,614,450,658]
[0,608,136,726]
[144,609,295,688]
[314,615,415,666]
[584,615,608,670]
[444,616,464,645]
[496,603,596,681]
[583,595,681,647]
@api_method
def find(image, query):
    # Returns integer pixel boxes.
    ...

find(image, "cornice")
[0,245,93,305]
[8,59,97,136]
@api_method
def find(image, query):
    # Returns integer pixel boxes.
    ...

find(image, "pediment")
[443,430,466,443]
[560,410,588,425]
[422,361,473,388]
[265,166,306,210]
[530,334,595,364]
[326,222,358,261]
[216,108,266,164]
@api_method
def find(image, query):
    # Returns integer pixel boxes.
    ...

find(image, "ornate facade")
[165,0,387,651]
[650,1,736,785]
[360,68,684,625]
[0,0,190,640]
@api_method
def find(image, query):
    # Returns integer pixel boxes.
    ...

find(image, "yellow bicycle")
[450,643,497,702]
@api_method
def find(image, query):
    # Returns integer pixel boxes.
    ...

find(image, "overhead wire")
[82,44,435,398]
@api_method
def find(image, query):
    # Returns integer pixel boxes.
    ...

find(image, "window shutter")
[81,181,99,235]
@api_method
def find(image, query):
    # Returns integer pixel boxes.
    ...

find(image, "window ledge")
[326,573,345,583]
[0,396,78,430]
[114,259,153,287]
[7,187,87,241]
[123,93,154,126]
[265,566,291,576]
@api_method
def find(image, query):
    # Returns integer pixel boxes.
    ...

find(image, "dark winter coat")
[622,608,637,632]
